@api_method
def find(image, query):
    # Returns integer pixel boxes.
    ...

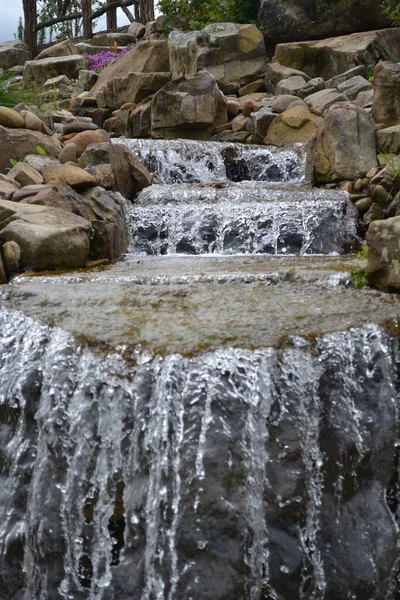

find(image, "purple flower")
[83,45,135,73]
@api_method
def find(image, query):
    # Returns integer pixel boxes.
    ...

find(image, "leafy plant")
[158,0,240,32]
[380,0,400,26]
[35,145,47,156]
[351,246,369,290]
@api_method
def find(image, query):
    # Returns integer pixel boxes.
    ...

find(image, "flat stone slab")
[3,255,400,357]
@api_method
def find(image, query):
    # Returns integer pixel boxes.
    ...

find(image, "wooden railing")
[23,0,139,57]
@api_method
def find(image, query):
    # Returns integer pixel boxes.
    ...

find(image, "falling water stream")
[0,139,399,600]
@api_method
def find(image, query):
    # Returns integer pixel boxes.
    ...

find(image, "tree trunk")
[82,0,92,38]
[23,0,37,57]
[107,0,117,30]
[139,0,154,22]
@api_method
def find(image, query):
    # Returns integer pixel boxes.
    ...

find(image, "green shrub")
[351,246,369,290]
[381,1,400,26]
[158,0,260,32]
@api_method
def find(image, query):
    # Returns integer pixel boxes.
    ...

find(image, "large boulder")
[90,39,170,109]
[0,199,91,270]
[372,61,400,127]
[0,126,62,174]
[259,0,391,44]
[0,41,31,69]
[367,218,400,290]
[23,55,87,86]
[151,72,228,140]
[265,105,321,146]
[311,103,377,183]
[273,28,400,80]
[168,23,266,95]
[35,39,80,60]
[24,185,129,261]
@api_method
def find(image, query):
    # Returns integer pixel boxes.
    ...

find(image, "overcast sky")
[0,1,131,43]
[0,0,23,42]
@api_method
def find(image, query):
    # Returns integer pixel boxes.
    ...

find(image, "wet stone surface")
[2,255,400,357]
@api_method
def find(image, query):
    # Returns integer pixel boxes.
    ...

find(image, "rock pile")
[0,104,152,280]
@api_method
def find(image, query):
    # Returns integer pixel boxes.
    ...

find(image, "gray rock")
[128,21,146,39]
[151,72,227,140]
[264,61,310,91]
[251,106,277,142]
[326,65,368,89]
[372,61,400,127]
[78,69,98,90]
[269,95,300,113]
[297,77,325,99]
[355,89,374,109]
[12,184,54,202]
[0,126,62,174]
[79,143,112,167]
[275,75,307,96]
[168,23,267,95]
[273,29,400,80]
[44,74,72,88]
[24,55,87,86]
[0,40,31,69]
[367,217,400,289]
[312,103,378,182]
[376,125,400,154]
[337,76,372,100]
[35,39,79,59]
[304,89,348,115]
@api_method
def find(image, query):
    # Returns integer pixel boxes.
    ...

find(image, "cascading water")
[0,137,398,600]
[116,139,356,256]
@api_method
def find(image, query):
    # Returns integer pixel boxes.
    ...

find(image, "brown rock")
[59,143,77,164]
[0,199,91,270]
[238,79,265,96]
[85,164,115,189]
[7,162,44,186]
[2,240,21,274]
[21,110,43,132]
[108,144,151,200]
[64,129,110,158]
[12,184,54,202]
[265,106,321,146]
[242,99,259,118]
[0,127,62,174]
[41,164,96,190]
[0,106,24,129]
[226,98,240,118]
[151,72,228,140]
[0,174,21,199]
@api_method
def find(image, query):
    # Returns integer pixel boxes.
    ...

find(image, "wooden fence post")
[23,0,37,57]
[106,0,117,30]
[82,0,92,39]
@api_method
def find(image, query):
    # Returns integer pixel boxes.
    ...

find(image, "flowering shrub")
[83,46,135,73]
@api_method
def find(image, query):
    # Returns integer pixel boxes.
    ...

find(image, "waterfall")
[0,306,400,600]
[0,137,395,600]
[112,139,356,257]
